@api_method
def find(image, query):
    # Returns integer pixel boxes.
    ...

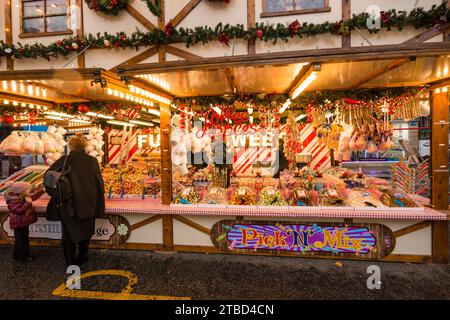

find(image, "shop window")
[261,0,330,18]
[20,0,72,38]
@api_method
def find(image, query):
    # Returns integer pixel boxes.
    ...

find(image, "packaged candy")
[201,187,227,205]
[174,187,199,204]
[231,187,256,205]
[289,188,313,206]
[258,187,287,206]
[317,188,347,206]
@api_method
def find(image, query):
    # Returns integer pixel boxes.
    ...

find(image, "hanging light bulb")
[11,81,17,92]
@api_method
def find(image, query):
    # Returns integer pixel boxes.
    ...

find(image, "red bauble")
[66,104,74,111]
[256,29,264,39]
[2,115,14,125]
[120,34,127,42]
[77,104,89,113]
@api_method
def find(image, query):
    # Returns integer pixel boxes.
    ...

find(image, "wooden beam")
[110,46,160,72]
[158,0,166,62]
[224,69,237,94]
[247,0,256,55]
[287,63,311,93]
[118,42,450,76]
[125,3,157,31]
[75,0,85,68]
[171,0,202,27]
[446,1,450,42]
[393,221,432,238]
[130,215,162,231]
[160,105,172,205]
[173,215,211,235]
[165,46,202,61]
[4,0,13,70]
[350,58,410,89]
[289,64,315,97]
[428,76,450,89]
[0,68,104,81]
[430,90,449,210]
[162,216,174,251]
[172,244,433,263]
[432,221,449,264]
[341,0,351,48]
[403,24,450,44]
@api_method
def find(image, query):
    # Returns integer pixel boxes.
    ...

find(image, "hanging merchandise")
[390,160,430,200]
[280,113,303,163]
[45,126,67,164]
[85,127,106,163]
[0,126,67,164]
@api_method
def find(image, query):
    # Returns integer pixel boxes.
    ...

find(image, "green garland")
[295,87,425,107]
[172,87,424,114]
[85,0,227,17]
[84,0,129,16]
[144,0,161,17]
[173,93,290,111]
[0,3,448,60]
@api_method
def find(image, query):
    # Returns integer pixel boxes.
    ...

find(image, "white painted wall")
[1,0,447,70]
[126,215,163,244]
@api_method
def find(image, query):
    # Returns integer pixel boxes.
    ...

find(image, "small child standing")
[5,181,44,262]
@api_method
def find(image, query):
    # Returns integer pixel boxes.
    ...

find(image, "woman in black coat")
[46,133,105,266]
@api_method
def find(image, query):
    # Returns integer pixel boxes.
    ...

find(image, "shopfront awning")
[117,42,450,98]
[0,68,172,108]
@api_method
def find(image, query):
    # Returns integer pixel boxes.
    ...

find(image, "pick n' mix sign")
[211,220,395,259]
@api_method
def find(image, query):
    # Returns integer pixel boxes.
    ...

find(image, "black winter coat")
[46,150,105,222]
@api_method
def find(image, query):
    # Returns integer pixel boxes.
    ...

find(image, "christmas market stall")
[0,1,448,264]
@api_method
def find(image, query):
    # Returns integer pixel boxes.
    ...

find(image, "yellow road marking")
[52,269,191,300]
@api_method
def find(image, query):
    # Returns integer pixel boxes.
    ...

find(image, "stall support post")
[160,103,173,251]
[4,0,13,70]
[430,90,449,264]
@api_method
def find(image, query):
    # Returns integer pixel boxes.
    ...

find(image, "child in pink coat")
[5,181,44,262]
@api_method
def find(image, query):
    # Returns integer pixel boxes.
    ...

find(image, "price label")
[297,190,306,198]
[328,189,338,197]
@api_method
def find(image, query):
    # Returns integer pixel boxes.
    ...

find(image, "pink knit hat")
[10,181,30,194]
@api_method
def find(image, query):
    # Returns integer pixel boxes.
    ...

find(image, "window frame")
[19,0,73,38]
[261,0,331,18]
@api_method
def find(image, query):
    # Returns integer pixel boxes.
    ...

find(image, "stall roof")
[118,43,450,98]
[120,56,450,98]
[1,43,449,103]
[0,68,128,104]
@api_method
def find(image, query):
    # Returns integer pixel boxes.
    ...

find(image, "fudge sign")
[1,215,131,244]
[211,220,395,259]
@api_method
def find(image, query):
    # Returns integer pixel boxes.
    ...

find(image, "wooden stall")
[0,0,449,264]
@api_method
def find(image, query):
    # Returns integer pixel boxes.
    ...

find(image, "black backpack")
[43,155,73,208]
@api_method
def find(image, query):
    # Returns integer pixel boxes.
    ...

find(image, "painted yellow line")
[52,269,191,300]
